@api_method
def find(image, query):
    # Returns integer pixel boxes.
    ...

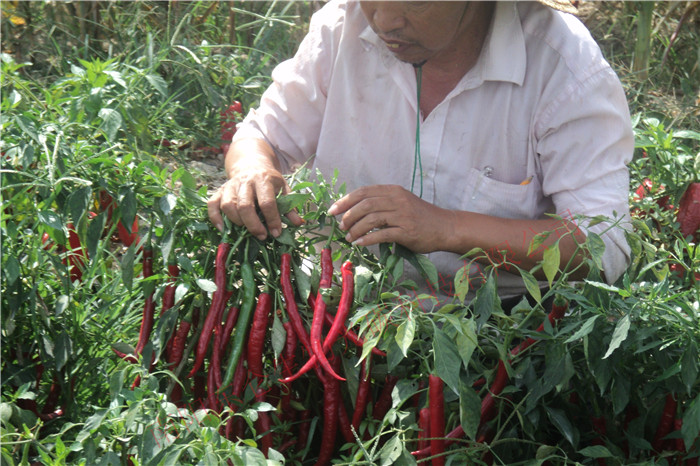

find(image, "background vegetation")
[1,1,699,465]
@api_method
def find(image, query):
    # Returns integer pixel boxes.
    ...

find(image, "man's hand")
[328,184,453,253]
[207,138,303,239]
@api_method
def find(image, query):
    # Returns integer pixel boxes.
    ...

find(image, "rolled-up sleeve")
[536,66,634,283]
[233,2,344,172]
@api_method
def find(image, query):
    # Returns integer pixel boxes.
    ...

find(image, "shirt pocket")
[462,167,542,219]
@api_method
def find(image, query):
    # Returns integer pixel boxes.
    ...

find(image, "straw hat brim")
[537,0,580,15]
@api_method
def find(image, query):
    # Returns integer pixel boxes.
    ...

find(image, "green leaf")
[564,315,599,343]
[681,343,699,394]
[121,244,135,292]
[432,325,462,395]
[586,232,606,270]
[196,279,217,293]
[542,244,560,288]
[98,108,123,142]
[459,378,481,440]
[66,186,91,224]
[38,210,63,230]
[395,315,415,358]
[603,315,630,359]
[578,445,613,458]
[682,393,700,450]
[379,434,403,465]
[454,264,471,303]
[520,270,541,303]
[455,319,477,368]
[3,256,19,287]
[673,130,700,141]
[473,274,496,329]
[54,332,72,371]
[86,211,105,260]
[119,187,137,231]
[546,407,576,446]
[271,313,286,359]
[145,73,168,97]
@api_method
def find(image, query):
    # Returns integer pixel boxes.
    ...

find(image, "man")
[207,1,633,299]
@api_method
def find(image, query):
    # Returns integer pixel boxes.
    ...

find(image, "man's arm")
[328,184,589,281]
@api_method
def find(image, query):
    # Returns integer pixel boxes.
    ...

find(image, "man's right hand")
[207,138,303,240]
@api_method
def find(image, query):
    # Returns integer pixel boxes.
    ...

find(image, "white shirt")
[234,0,634,299]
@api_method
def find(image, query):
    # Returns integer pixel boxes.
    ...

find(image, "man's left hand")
[327,184,453,253]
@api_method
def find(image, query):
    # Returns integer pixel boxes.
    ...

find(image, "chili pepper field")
[1,2,699,465]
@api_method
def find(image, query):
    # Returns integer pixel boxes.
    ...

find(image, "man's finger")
[256,180,283,238]
[207,190,225,232]
[237,183,267,240]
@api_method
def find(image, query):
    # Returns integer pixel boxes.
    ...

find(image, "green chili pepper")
[219,261,256,392]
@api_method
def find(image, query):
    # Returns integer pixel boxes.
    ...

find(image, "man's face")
[359,1,473,65]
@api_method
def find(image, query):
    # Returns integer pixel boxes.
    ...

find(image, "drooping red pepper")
[416,407,430,461]
[117,216,140,247]
[652,393,677,453]
[351,354,372,432]
[296,408,313,453]
[211,288,234,390]
[161,260,179,316]
[591,415,608,466]
[373,374,399,421]
[254,387,273,457]
[247,292,273,382]
[219,306,240,353]
[310,248,345,381]
[220,101,243,155]
[429,374,446,466]
[337,396,355,445]
[324,261,354,350]
[188,242,231,378]
[677,182,700,243]
[134,245,155,356]
[316,356,341,466]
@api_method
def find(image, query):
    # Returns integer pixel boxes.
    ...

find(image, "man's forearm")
[442,211,590,281]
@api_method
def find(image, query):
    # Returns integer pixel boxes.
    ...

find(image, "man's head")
[359,1,494,66]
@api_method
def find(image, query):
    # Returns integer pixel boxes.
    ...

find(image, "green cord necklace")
[411,62,425,198]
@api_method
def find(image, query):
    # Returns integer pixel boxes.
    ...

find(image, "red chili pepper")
[351,354,372,432]
[117,216,140,247]
[247,292,273,382]
[296,408,312,453]
[429,374,446,466]
[211,289,234,390]
[188,242,231,378]
[591,415,608,466]
[279,320,298,423]
[337,396,355,445]
[161,260,179,316]
[677,182,700,242]
[324,261,354,350]
[193,371,207,409]
[229,347,249,407]
[220,101,243,154]
[220,306,240,353]
[207,360,220,412]
[112,347,138,364]
[481,359,509,422]
[167,312,192,405]
[510,296,569,358]
[310,248,345,381]
[134,245,155,356]
[41,375,61,415]
[416,407,430,461]
[316,356,341,466]
[255,387,273,457]
[63,222,88,282]
[373,374,399,421]
[652,393,677,452]
[279,253,315,362]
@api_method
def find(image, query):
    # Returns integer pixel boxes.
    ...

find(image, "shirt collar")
[358,1,526,86]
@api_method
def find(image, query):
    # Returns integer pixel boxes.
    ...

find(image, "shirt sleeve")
[233,2,345,173]
[536,66,634,284]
